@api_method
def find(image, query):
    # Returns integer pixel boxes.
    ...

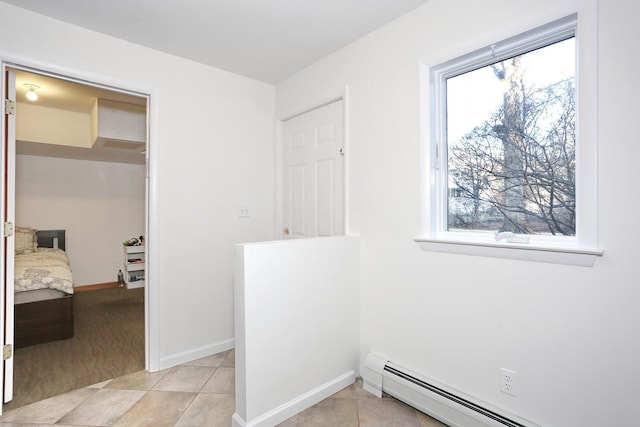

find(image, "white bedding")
[15,248,74,295]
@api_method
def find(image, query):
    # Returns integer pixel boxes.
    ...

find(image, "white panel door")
[2,69,16,406]
[283,100,344,239]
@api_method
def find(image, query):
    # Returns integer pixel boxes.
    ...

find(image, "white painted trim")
[415,238,602,267]
[232,370,355,427]
[0,66,17,408]
[0,55,160,372]
[574,0,600,251]
[275,87,350,237]
[158,338,235,370]
[145,88,160,373]
[232,413,247,427]
[418,62,432,238]
[277,89,346,122]
[4,69,16,403]
[0,66,6,414]
[342,86,350,235]
[273,119,284,239]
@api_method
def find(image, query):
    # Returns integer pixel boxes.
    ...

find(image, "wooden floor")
[73,281,120,292]
[3,287,144,411]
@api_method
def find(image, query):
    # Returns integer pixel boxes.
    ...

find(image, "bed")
[14,228,74,348]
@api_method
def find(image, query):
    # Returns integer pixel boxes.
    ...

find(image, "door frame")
[0,56,160,398]
[2,69,16,404]
[275,87,350,239]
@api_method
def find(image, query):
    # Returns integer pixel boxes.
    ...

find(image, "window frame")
[417,13,603,267]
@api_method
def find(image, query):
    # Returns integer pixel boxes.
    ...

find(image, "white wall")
[276,0,640,425]
[234,236,360,426]
[0,2,275,369]
[16,154,145,286]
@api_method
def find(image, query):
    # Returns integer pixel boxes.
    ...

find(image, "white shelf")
[125,245,145,254]
[123,245,145,289]
[126,262,145,271]
[126,279,144,289]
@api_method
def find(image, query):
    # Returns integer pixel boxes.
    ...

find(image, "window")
[417,13,603,266]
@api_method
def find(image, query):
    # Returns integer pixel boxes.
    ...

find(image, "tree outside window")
[445,38,575,236]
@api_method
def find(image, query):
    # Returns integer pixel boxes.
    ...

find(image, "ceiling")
[0,0,430,84]
[13,69,147,165]
[13,70,146,112]
[5,1,430,165]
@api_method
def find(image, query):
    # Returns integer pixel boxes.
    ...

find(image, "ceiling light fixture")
[24,84,40,101]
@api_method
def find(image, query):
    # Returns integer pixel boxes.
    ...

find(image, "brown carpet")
[3,287,145,411]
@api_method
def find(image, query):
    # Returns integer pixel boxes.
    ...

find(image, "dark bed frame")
[14,230,74,348]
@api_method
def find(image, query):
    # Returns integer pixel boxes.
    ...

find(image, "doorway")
[1,63,152,409]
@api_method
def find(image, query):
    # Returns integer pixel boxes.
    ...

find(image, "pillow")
[15,226,37,255]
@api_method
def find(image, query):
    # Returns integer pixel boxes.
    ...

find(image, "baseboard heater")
[363,353,540,427]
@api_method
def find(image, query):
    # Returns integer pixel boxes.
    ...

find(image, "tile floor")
[0,349,447,426]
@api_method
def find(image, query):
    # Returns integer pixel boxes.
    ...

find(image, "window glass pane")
[446,38,576,235]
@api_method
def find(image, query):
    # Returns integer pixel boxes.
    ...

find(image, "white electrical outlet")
[500,367,517,396]
[238,205,250,218]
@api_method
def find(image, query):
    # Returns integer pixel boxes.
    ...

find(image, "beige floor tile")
[0,421,83,426]
[114,390,196,427]
[58,389,146,426]
[276,415,298,427]
[220,349,235,367]
[0,387,97,424]
[0,424,59,426]
[175,393,235,427]
[88,379,113,389]
[329,382,357,399]
[105,368,170,391]
[0,351,449,427]
[357,395,422,427]
[296,398,358,427]
[152,365,215,393]
[201,367,235,394]
[416,410,449,427]
[182,352,229,367]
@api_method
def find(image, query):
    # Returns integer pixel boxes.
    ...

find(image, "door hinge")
[4,99,16,116]
[3,222,14,238]
[3,344,12,360]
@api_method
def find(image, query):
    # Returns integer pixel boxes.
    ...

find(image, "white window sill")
[414,237,603,267]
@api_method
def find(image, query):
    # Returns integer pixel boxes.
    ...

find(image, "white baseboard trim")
[231,413,246,427]
[233,370,356,427]
[158,338,234,370]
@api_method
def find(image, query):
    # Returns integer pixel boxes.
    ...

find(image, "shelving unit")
[123,245,145,289]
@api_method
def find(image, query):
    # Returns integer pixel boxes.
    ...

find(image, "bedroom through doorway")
[4,66,149,410]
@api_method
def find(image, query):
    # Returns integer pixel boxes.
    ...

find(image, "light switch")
[238,205,250,218]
